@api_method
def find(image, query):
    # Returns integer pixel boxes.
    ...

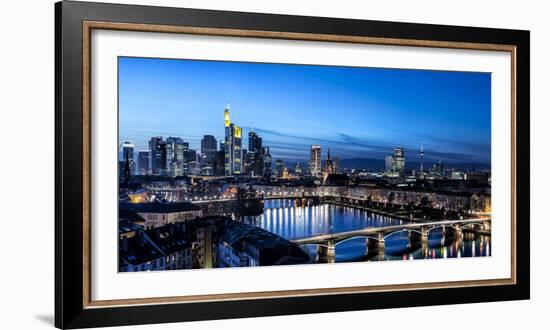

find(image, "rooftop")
[120,202,201,214]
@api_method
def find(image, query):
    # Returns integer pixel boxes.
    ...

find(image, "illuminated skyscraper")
[310,145,322,177]
[385,155,394,173]
[394,147,405,173]
[166,137,185,177]
[224,103,243,175]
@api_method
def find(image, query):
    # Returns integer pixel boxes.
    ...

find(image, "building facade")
[121,141,135,174]
[149,136,166,176]
[137,150,149,175]
[310,145,322,177]
[200,135,218,176]
[262,147,272,177]
[121,203,203,229]
[394,147,405,173]
[224,104,243,175]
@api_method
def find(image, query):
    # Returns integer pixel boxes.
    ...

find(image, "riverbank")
[323,200,441,222]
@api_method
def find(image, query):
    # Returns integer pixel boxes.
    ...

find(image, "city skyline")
[119,57,491,164]
[118,56,493,271]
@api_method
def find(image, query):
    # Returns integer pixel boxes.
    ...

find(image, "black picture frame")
[55,1,530,328]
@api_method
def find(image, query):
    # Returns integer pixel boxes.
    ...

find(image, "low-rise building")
[119,223,192,272]
[120,202,203,229]
[218,221,309,268]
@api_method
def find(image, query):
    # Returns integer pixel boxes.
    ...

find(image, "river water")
[240,199,491,263]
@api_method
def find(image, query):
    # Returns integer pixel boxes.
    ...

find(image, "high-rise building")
[275,159,285,178]
[173,139,186,177]
[180,142,190,174]
[137,150,149,175]
[244,151,264,177]
[121,141,135,174]
[215,141,226,176]
[243,131,264,177]
[200,135,217,175]
[310,145,322,177]
[215,150,225,176]
[433,160,444,176]
[184,149,198,175]
[385,155,394,173]
[394,147,405,173]
[242,149,247,169]
[248,131,262,153]
[224,104,243,175]
[165,139,173,175]
[149,137,166,176]
[166,137,185,177]
[262,147,272,178]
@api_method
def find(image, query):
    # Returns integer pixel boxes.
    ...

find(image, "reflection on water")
[240,199,491,263]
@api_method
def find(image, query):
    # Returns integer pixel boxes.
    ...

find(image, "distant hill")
[338,158,385,171]
[338,158,490,172]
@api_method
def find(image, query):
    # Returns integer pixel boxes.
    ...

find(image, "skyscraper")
[394,147,405,173]
[121,141,135,175]
[184,149,198,175]
[224,103,243,175]
[165,139,173,175]
[137,150,149,175]
[165,137,185,177]
[310,145,322,177]
[275,159,285,178]
[385,155,394,172]
[201,135,217,175]
[433,160,444,176]
[149,137,166,176]
[248,131,262,153]
[173,139,186,177]
[244,130,263,177]
[262,147,272,178]
[181,141,190,174]
[215,141,226,176]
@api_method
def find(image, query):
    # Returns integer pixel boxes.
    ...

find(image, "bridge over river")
[291,218,491,257]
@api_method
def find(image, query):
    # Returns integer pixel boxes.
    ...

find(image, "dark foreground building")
[119,216,310,272]
[218,221,310,267]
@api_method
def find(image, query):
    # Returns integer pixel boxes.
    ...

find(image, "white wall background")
[0,0,546,329]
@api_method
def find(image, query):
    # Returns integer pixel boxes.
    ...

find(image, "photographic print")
[56,4,529,327]
[117,57,492,271]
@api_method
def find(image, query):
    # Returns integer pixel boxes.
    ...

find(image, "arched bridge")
[291,218,490,257]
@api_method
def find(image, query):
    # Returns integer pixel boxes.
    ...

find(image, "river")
[239,198,491,263]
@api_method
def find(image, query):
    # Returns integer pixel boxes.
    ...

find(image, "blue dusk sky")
[119,57,491,164]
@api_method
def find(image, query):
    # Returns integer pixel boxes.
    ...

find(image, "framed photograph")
[55,1,530,328]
